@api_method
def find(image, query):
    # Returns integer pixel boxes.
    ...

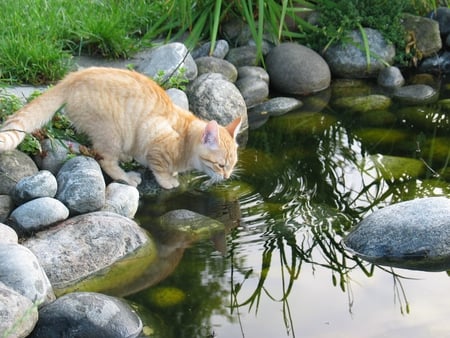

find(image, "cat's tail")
[0,85,66,152]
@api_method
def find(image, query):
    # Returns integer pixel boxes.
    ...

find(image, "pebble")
[12,169,58,205]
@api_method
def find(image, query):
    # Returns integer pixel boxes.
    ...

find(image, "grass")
[0,0,443,85]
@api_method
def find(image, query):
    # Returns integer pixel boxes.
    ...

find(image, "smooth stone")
[187,73,248,131]
[248,97,303,117]
[266,42,331,95]
[34,139,81,175]
[136,42,197,82]
[195,56,238,82]
[0,243,55,306]
[0,150,38,195]
[235,76,269,107]
[393,84,438,105]
[324,28,395,78]
[418,51,450,74]
[9,197,69,234]
[428,7,450,35]
[12,170,58,205]
[191,39,230,59]
[0,281,38,338]
[377,66,405,88]
[237,66,270,84]
[29,292,142,338]
[166,88,189,110]
[102,182,140,218]
[23,211,156,295]
[396,105,450,131]
[225,45,259,67]
[402,13,442,57]
[344,197,450,271]
[0,195,14,223]
[333,95,392,113]
[0,223,18,244]
[56,156,106,214]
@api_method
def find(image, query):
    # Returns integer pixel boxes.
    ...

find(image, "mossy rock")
[396,178,450,199]
[143,286,186,308]
[331,79,375,98]
[421,137,450,166]
[355,128,414,152]
[397,105,450,131]
[270,112,337,135]
[357,109,397,127]
[333,94,392,113]
[364,154,425,180]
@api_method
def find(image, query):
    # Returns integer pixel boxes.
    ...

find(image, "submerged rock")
[333,94,392,113]
[29,292,142,338]
[344,197,450,271]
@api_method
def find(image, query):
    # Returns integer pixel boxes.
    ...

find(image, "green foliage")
[154,68,189,90]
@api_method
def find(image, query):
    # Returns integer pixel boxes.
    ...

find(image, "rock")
[0,223,18,244]
[195,56,238,82]
[248,97,303,117]
[402,13,442,57]
[344,197,450,271]
[237,66,270,84]
[364,154,425,181]
[377,66,405,88]
[333,95,392,113]
[266,43,331,95]
[34,139,80,175]
[187,73,248,131]
[0,281,38,338]
[12,170,58,205]
[0,150,38,195]
[56,156,106,214]
[393,84,438,105]
[396,106,450,131]
[9,197,69,234]
[225,45,259,67]
[0,195,13,223]
[23,211,156,295]
[418,51,450,74]
[428,7,450,36]
[166,88,189,110]
[191,39,230,59]
[324,28,395,78]
[136,42,197,82]
[0,243,55,306]
[235,76,269,107]
[102,182,140,218]
[29,292,142,338]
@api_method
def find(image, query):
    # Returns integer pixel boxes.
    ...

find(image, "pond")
[128,76,450,338]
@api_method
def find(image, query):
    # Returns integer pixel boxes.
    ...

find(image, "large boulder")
[266,42,331,95]
[344,197,450,271]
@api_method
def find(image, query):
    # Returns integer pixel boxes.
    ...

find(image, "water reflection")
[130,79,450,337]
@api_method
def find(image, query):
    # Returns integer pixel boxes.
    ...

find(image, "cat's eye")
[218,163,225,169]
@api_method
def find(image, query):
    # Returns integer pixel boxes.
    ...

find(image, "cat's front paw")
[154,173,180,189]
[125,171,142,187]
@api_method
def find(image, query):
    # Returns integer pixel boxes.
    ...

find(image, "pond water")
[129,76,450,338]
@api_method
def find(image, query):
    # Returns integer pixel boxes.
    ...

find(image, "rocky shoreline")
[2,8,450,337]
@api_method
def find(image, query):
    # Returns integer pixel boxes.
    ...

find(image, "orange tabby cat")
[0,67,242,189]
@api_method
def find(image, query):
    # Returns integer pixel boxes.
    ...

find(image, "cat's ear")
[226,117,242,139]
[202,120,219,148]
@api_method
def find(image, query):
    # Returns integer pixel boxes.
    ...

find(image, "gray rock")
[266,43,331,95]
[12,170,58,205]
[225,45,259,67]
[23,211,153,291]
[344,197,450,271]
[418,51,450,74]
[9,197,69,234]
[393,84,438,105]
[136,42,197,82]
[195,56,238,82]
[237,66,270,84]
[248,97,303,118]
[377,66,405,88]
[0,195,13,223]
[324,28,395,78]
[34,139,80,175]
[402,13,442,58]
[29,292,142,338]
[428,7,450,35]
[102,182,140,218]
[56,156,106,214]
[166,88,189,110]
[191,39,230,59]
[0,150,38,195]
[0,281,38,338]
[187,73,248,130]
[236,76,269,107]
[0,243,55,306]
[0,223,17,244]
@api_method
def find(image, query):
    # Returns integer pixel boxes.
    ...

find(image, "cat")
[0,67,242,189]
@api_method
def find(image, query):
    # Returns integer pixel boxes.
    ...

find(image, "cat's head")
[196,117,242,183]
